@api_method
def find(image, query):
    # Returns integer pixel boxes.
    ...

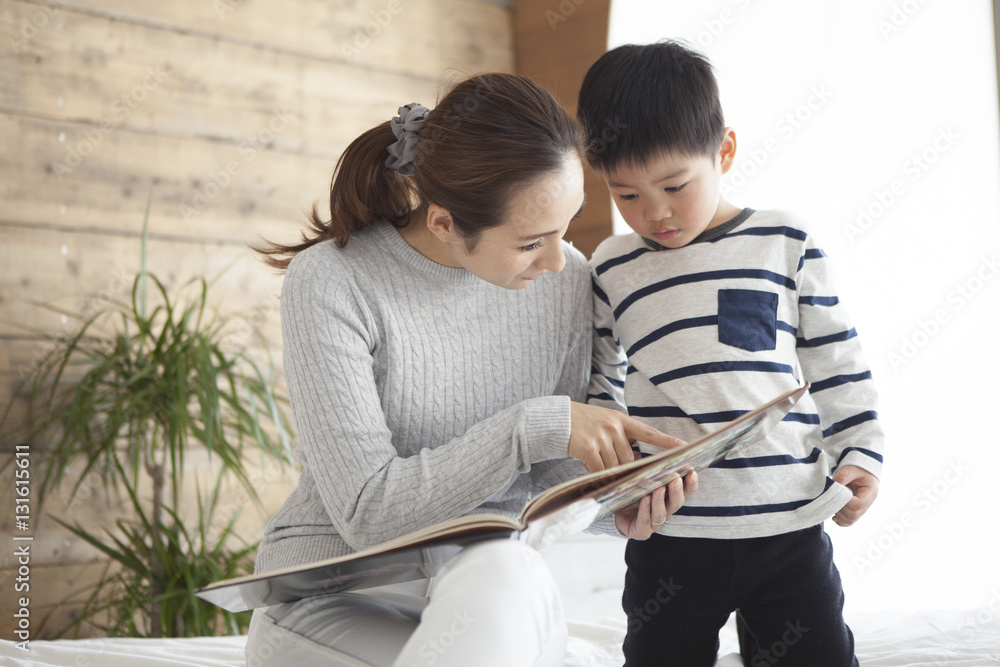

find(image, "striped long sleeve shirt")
[589,208,884,539]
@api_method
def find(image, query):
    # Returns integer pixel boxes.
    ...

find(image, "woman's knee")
[245,609,288,667]
[399,541,567,666]
[440,540,557,598]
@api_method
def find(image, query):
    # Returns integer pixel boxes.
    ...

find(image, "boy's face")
[603,131,739,248]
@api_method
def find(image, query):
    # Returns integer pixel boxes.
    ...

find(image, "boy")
[578,41,884,666]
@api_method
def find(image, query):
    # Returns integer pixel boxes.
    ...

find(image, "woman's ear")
[425,204,464,247]
[718,128,737,174]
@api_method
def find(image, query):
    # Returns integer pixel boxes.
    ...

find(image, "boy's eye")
[665,183,687,193]
[618,193,638,201]
[520,240,543,252]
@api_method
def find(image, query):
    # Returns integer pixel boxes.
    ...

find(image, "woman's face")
[458,153,587,290]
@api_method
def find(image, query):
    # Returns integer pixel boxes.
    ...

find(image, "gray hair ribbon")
[385,103,430,176]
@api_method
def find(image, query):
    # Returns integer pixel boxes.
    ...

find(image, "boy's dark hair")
[577,40,725,173]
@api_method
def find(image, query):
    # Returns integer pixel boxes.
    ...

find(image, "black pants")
[622,524,858,667]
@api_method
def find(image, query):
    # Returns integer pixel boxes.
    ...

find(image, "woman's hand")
[614,472,699,540]
[569,402,686,472]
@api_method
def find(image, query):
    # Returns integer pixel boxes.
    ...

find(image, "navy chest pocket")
[717,289,778,352]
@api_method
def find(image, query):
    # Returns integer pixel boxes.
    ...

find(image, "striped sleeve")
[587,270,628,414]
[796,237,884,478]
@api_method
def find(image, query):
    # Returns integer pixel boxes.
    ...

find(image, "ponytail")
[256,122,415,270]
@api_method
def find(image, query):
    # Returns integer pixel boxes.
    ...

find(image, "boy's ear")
[718,128,737,174]
[425,204,464,247]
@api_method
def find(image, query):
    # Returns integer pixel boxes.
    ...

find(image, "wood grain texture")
[38,0,515,79]
[513,0,612,259]
[1,561,115,639]
[0,223,286,337]
[0,0,448,156]
[0,114,334,245]
[1,0,515,638]
[0,446,298,638]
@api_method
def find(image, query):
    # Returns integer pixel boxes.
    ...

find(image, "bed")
[4,534,1000,666]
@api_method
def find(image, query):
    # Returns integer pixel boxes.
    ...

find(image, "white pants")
[244,540,568,667]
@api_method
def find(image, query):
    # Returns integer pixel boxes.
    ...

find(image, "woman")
[247,72,696,667]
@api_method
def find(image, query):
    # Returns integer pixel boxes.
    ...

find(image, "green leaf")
[4,194,293,637]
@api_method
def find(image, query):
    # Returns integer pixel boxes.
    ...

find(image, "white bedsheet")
[4,534,999,666]
[4,608,1000,667]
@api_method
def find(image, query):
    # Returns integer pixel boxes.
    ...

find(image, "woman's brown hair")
[257,72,584,270]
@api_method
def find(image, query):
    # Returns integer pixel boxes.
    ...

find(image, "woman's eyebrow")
[518,229,561,242]
[517,195,587,241]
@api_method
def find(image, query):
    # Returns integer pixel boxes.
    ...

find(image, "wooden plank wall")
[0,0,514,638]
[514,0,612,257]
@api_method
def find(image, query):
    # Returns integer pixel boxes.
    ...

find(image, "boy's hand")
[614,471,699,539]
[832,465,879,527]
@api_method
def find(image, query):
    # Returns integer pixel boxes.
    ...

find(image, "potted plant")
[1,202,294,637]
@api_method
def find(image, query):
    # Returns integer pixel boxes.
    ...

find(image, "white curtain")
[609,0,1000,612]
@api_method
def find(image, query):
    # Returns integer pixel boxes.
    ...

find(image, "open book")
[196,384,808,613]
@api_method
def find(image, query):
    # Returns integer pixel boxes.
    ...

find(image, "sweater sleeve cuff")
[584,513,625,538]
[837,449,884,480]
[524,395,573,463]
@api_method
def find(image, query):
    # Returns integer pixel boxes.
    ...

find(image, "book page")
[196,386,806,610]
[196,514,521,612]
[520,385,807,539]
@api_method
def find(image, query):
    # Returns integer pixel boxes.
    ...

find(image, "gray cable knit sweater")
[255,223,600,574]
